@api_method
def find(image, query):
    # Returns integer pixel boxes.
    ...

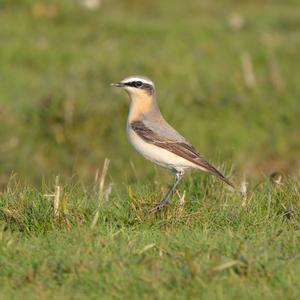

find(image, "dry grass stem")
[240,179,248,207]
[53,176,61,218]
[241,52,256,88]
[268,54,285,92]
[176,190,186,213]
[91,158,110,228]
[98,158,110,201]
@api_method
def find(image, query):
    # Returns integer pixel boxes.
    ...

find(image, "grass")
[0,173,299,299]
[0,0,300,298]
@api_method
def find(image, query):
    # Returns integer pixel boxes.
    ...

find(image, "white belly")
[127,126,197,171]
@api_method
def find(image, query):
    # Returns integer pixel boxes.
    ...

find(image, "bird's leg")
[149,170,184,213]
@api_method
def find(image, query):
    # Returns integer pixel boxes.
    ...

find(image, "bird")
[111,75,234,213]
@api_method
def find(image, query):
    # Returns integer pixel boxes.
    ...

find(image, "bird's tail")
[196,160,235,189]
[208,165,235,189]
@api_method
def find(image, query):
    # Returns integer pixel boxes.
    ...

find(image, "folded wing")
[131,120,234,188]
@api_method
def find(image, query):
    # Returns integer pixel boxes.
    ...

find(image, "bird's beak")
[110,81,125,87]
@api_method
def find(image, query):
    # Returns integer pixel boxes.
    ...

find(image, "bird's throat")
[128,93,160,122]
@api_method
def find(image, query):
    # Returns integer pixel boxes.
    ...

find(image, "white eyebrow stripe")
[122,77,153,86]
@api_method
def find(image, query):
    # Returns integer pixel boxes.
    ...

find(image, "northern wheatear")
[111,75,234,212]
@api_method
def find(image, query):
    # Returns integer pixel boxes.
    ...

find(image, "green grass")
[0,0,300,298]
[0,174,299,299]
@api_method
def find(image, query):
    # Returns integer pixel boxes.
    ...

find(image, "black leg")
[149,170,184,213]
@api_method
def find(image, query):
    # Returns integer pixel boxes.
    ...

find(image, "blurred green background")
[0,0,299,187]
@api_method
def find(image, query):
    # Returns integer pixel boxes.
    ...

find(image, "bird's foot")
[148,201,169,214]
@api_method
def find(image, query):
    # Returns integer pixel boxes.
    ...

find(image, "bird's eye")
[135,81,143,87]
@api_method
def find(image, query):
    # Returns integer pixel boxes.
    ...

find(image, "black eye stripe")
[125,81,144,88]
[124,81,154,95]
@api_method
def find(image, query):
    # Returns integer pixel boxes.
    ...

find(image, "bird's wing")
[142,120,187,143]
[131,120,234,188]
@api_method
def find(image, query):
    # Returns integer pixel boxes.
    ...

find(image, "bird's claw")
[148,202,167,214]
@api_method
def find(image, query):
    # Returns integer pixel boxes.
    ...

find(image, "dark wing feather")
[131,120,234,188]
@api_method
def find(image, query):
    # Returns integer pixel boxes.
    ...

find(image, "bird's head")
[111,76,155,100]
